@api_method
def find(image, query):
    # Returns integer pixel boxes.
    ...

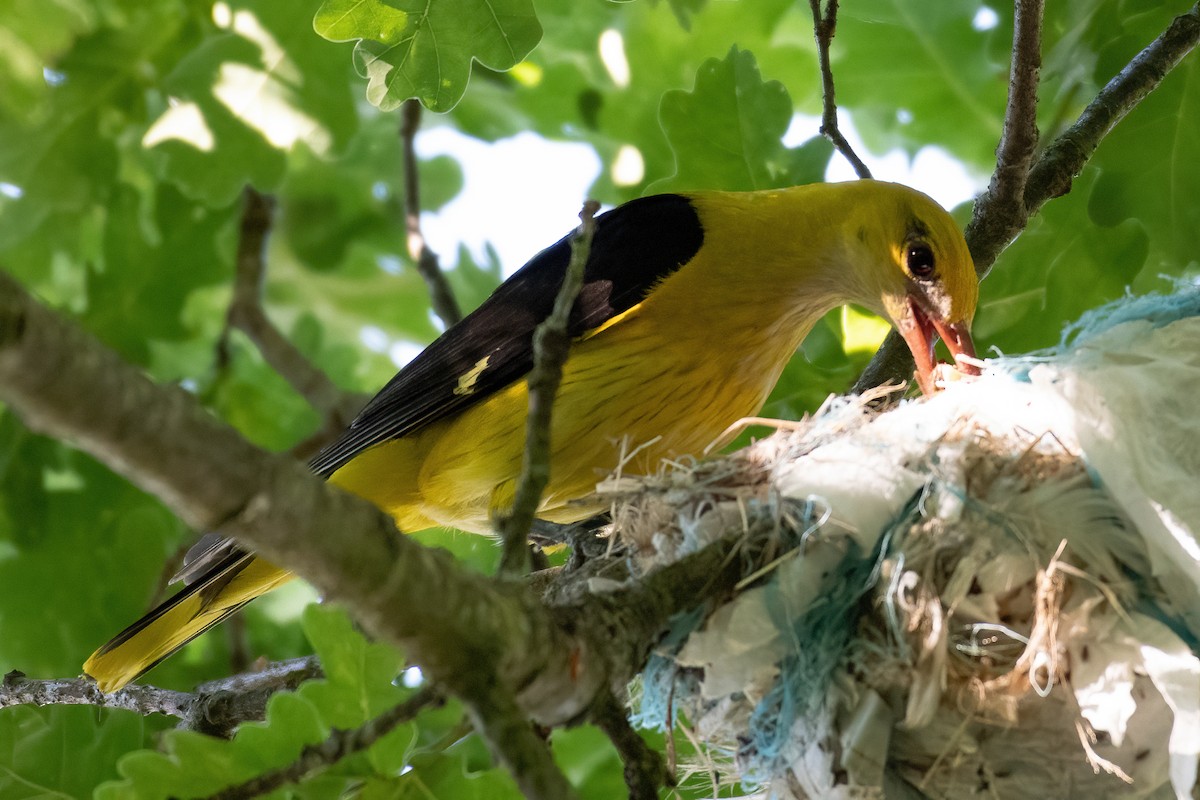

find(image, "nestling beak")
[897,296,980,396]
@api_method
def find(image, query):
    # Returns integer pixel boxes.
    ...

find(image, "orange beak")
[897,296,980,396]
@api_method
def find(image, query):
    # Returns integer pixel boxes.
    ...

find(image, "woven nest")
[602,288,1200,800]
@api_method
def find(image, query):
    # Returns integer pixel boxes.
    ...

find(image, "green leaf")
[663,0,709,31]
[277,116,463,272]
[146,0,359,207]
[1086,22,1200,273]
[0,706,167,800]
[444,244,504,317]
[97,605,436,799]
[392,736,523,799]
[0,0,96,121]
[0,424,184,679]
[834,0,1007,169]
[299,605,406,727]
[310,0,412,43]
[83,185,232,365]
[208,333,323,452]
[653,46,832,193]
[442,0,817,202]
[975,171,1150,353]
[552,727,626,799]
[315,0,543,112]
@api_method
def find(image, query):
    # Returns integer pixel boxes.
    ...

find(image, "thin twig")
[591,689,674,800]
[854,3,1199,394]
[1,657,322,738]
[188,656,325,738]
[401,99,463,328]
[496,201,601,576]
[809,0,872,179]
[1,671,192,717]
[219,187,366,429]
[1023,3,1200,218]
[203,687,443,800]
[964,0,1044,278]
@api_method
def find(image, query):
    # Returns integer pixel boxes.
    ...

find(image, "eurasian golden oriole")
[84,180,980,691]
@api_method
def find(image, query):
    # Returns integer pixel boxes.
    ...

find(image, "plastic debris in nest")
[607,285,1200,800]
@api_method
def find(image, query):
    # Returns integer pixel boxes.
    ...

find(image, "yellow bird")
[84,180,979,692]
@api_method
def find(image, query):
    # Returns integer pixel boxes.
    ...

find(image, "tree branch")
[1,671,192,719]
[854,2,1199,394]
[203,687,443,800]
[0,657,321,738]
[401,99,463,329]
[1022,2,1200,218]
[591,688,673,800]
[465,685,581,800]
[964,0,1044,278]
[219,187,366,438]
[188,656,324,738]
[496,201,600,576]
[809,0,872,179]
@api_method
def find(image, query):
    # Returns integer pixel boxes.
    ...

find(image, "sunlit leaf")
[315,0,543,112]
[653,46,832,193]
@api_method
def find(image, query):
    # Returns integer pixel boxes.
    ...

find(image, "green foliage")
[653,47,833,193]
[0,420,185,679]
[0,706,170,800]
[1,0,1197,796]
[835,0,1008,166]
[314,0,543,112]
[94,605,450,799]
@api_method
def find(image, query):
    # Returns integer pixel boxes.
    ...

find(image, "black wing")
[307,194,704,478]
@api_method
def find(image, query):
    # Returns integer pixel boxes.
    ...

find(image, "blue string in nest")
[631,605,707,732]
[1058,280,1200,349]
[739,519,897,784]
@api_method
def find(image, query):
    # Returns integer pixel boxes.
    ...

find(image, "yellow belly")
[330,312,801,534]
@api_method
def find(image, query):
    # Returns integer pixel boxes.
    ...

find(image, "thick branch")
[809,0,872,179]
[401,99,463,328]
[221,188,365,431]
[497,202,600,576]
[0,269,593,729]
[189,656,324,737]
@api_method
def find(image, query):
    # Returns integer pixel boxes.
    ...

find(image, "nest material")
[608,289,1200,800]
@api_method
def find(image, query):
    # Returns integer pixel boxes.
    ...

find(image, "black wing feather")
[308,194,704,477]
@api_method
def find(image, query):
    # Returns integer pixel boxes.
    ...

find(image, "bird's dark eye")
[906,242,936,279]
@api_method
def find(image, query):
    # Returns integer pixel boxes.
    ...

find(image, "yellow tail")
[83,554,293,692]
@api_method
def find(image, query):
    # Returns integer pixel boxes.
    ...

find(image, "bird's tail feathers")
[83,553,292,693]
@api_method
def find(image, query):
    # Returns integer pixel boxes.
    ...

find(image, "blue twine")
[1058,280,1200,350]
[991,281,1200,382]
[740,529,892,783]
[630,605,707,731]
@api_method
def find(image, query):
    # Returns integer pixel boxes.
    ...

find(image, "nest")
[604,287,1200,799]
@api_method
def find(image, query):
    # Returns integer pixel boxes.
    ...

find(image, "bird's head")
[837,181,980,395]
